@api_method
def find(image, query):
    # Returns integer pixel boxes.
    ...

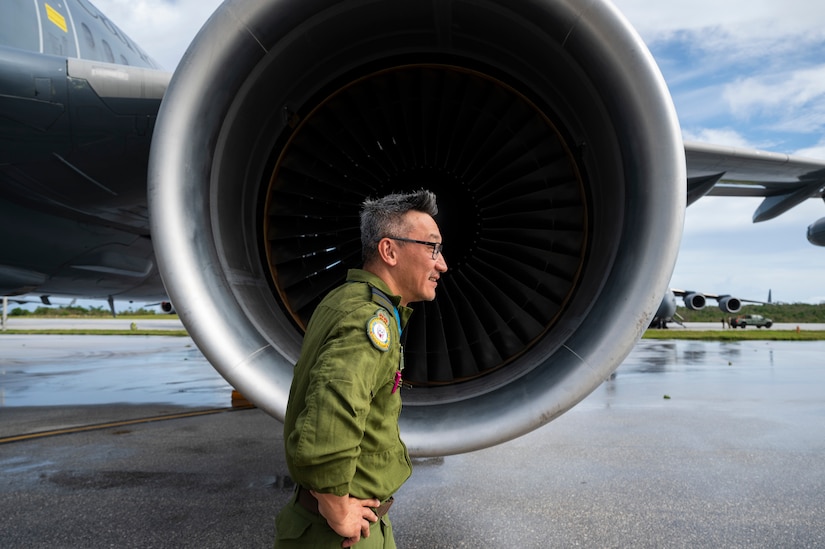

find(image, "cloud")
[616,0,825,47]
[681,128,753,148]
[794,138,825,160]
[722,66,825,133]
[613,5,825,156]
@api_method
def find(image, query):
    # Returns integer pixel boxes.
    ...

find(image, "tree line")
[6,302,825,323]
[5,305,163,317]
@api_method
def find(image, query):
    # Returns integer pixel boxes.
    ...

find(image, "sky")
[85,0,825,306]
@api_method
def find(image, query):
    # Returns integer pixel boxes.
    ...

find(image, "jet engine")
[717,296,742,314]
[148,0,685,456]
[682,292,707,310]
[808,216,825,246]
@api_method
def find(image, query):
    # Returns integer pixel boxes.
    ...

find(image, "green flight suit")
[275,269,413,548]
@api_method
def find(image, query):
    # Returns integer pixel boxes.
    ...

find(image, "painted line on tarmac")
[0,405,255,445]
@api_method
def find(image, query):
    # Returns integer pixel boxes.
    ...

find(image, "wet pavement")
[0,335,228,409]
[1,334,824,547]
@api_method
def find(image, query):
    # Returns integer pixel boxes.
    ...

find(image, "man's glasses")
[385,236,444,260]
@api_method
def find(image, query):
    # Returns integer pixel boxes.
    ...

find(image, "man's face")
[393,211,448,305]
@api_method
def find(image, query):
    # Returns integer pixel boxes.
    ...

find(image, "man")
[275,190,448,548]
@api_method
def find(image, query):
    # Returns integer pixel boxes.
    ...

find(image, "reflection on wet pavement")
[0,335,232,408]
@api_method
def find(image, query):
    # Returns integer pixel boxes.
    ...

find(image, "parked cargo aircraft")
[650,289,764,329]
[2,0,824,456]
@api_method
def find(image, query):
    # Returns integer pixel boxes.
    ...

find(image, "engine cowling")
[148,0,685,456]
[808,216,825,246]
[682,292,707,310]
[718,296,742,314]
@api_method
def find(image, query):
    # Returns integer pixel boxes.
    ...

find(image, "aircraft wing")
[671,288,765,308]
[685,141,825,225]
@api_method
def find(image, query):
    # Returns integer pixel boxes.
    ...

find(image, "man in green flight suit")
[275,190,448,548]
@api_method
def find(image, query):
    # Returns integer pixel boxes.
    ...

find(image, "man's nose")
[436,254,448,272]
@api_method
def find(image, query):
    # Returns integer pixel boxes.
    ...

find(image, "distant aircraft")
[651,289,764,329]
[2,0,824,456]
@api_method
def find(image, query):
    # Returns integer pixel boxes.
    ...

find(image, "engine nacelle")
[682,292,707,310]
[808,216,825,246]
[148,0,685,456]
[718,296,742,314]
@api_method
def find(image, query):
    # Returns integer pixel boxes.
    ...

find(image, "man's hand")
[311,491,381,548]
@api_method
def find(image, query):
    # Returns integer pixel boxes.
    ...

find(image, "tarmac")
[1,327,824,548]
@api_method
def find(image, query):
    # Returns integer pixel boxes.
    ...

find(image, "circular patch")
[367,315,391,352]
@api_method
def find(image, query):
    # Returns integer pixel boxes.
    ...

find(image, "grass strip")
[4,328,825,341]
[643,330,825,341]
[0,329,189,337]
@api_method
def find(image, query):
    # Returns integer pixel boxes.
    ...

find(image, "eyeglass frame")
[383,236,444,260]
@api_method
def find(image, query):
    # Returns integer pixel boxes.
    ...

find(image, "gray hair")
[360,189,438,264]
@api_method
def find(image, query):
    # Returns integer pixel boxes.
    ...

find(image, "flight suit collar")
[346,269,413,328]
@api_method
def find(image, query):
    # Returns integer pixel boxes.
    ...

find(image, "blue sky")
[88,0,825,306]
[611,0,825,305]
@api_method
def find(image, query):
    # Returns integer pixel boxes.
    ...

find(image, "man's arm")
[287,313,386,491]
[311,491,381,547]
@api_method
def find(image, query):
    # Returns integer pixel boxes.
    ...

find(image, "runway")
[1,333,824,547]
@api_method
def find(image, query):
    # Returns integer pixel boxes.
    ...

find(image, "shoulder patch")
[366,309,392,352]
[375,308,390,326]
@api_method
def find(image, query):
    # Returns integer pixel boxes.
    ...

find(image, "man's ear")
[377,238,399,266]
